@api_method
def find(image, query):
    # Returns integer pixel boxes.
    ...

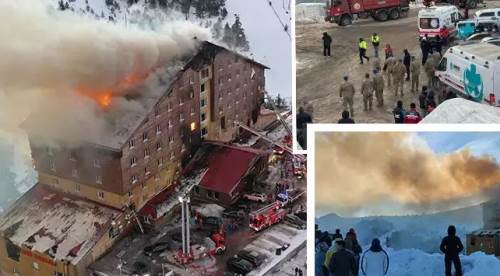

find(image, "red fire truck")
[326,0,410,26]
[249,202,287,232]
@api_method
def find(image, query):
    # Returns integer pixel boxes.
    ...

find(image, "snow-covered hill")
[317,205,500,275]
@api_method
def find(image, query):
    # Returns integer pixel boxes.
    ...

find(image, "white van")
[474,8,500,30]
[435,43,500,106]
[418,5,461,42]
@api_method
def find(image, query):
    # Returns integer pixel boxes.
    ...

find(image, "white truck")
[435,42,500,106]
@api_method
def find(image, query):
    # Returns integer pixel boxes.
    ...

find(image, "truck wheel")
[389,9,400,20]
[339,15,352,26]
[376,10,389,21]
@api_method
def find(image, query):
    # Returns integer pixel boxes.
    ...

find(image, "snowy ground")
[316,205,500,276]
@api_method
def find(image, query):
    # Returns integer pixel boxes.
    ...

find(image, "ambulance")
[435,42,500,106]
[418,5,462,43]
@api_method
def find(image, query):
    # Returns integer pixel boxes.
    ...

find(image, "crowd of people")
[315,225,465,276]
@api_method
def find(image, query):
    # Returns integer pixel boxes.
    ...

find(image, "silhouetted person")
[440,225,463,276]
[296,107,312,150]
[338,110,355,124]
[332,229,343,240]
[323,32,332,56]
[329,240,356,276]
[392,100,405,124]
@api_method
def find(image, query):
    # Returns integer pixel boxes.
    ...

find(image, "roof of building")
[194,144,260,195]
[470,228,500,236]
[0,184,122,265]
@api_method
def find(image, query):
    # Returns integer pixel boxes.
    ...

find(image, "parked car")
[203,216,223,232]
[242,193,267,203]
[222,209,246,220]
[143,241,170,256]
[227,256,254,275]
[237,250,267,268]
[284,214,306,230]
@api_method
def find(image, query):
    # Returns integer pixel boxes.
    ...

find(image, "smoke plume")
[315,132,500,216]
[0,0,210,146]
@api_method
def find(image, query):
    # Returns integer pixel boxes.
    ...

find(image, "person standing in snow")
[323,32,333,57]
[345,228,363,276]
[361,238,389,276]
[332,229,343,240]
[324,238,343,275]
[440,225,464,276]
[329,239,357,276]
[316,235,332,276]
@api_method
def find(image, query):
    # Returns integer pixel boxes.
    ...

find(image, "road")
[295,1,498,123]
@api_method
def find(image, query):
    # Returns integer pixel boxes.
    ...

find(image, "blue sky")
[417,132,500,159]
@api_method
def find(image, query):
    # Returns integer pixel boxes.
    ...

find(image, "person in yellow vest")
[371,33,381,58]
[359,38,370,64]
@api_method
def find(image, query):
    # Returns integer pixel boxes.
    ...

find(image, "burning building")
[0,41,268,276]
[466,198,500,256]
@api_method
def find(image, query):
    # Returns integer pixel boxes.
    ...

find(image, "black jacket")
[392,107,405,124]
[404,53,411,66]
[338,118,355,124]
[419,93,428,109]
[323,35,332,46]
[296,111,312,129]
[329,248,356,276]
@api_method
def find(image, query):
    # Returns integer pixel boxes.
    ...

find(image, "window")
[201,68,209,78]
[202,127,208,136]
[156,125,161,134]
[96,175,102,184]
[190,122,196,131]
[142,132,148,142]
[169,136,174,144]
[93,159,101,168]
[130,157,137,167]
[157,158,163,167]
[419,18,439,29]
[168,102,172,111]
[69,150,77,162]
[207,190,214,198]
[201,99,206,107]
[180,113,184,122]
[144,148,150,158]
[179,98,184,106]
[97,191,104,200]
[437,57,447,72]
[75,184,80,192]
[72,169,79,178]
[131,175,138,184]
[218,78,223,85]
[33,262,39,270]
[155,142,162,151]
[201,113,206,122]
[479,12,495,17]
[227,73,232,81]
[201,83,205,92]
[49,159,56,171]
[220,117,226,130]
[168,120,173,128]
[129,139,135,148]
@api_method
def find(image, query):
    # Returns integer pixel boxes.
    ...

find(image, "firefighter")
[339,75,355,116]
[359,38,370,64]
[383,55,397,87]
[373,69,385,107]
[392,59,406,97]
[410,56,421,94]
[361,73,374,111]
[371,32,381,58]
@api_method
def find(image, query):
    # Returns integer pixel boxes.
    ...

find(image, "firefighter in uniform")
[383,56,397,87]
[410,56,421,94]
[392,59,406,97]
[361,73,374,111]
[373,69,385,107]
[359,38,370,64]
[339,76,356,116]
[371,33,381,58]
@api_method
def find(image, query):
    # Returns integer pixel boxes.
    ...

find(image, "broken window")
[201,83,205,92]
[129,139,135,148]
[5,239,20,261]
[142,132,148,142]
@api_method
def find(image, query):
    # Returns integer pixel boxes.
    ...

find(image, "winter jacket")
[296,111,312,129]
[324,240,342,269]
[338,118,355,124]
[392,107,406,124]
[316,242,329,276]
[403,109,422,124]
[361,79,374,97]
[323,34,332,46]
[329,248,357,276]
[403,52,411,66]
[440,226,464,257]
[361,250,389,276]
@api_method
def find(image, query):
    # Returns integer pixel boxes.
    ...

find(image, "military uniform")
[383,57,397,87]
[339,81,355,116]
[361,78,374,111]
[410,62,421,94]
[392,62,407,97]
[373,73,385,107]
[424,56,436,87]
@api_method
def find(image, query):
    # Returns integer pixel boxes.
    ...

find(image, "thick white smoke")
[0,0,210,145]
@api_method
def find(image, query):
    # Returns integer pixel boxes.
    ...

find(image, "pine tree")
[231,14,250,51]
[213,18,223,40]
[58,0,66,11]
[222,22,233,48]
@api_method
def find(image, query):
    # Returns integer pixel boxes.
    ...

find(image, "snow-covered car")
[242,193,268,203]
[284,214,306,230]
[227,256,254,275]
[237,250,267,268]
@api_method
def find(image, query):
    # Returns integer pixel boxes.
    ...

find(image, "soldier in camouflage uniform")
[373,69,385,107]
[361,73,374,111]
[339,76,356,116]
[392,59,407,97]
[410,56,421,94]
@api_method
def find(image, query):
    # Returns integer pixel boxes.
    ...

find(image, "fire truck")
[249,202,287,232]
[325,0,410,26]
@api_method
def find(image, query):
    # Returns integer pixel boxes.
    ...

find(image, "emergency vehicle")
[418,5,462,42]
[249,202,287,232]
[276,189,306,208]
[435,42,500,106]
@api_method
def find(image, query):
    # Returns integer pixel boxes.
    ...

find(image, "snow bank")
[421,98,500,123]
[389,249,500,276]
[194,203,225,218]
[296,3,326,24]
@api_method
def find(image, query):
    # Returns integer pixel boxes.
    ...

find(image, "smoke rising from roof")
[315,132,500,217]
[0,0,210,146]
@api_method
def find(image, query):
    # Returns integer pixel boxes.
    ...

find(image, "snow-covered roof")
[452,43,500,64]
[421,98,500,123]
[470,229,500,236]
[0,184,121,265]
